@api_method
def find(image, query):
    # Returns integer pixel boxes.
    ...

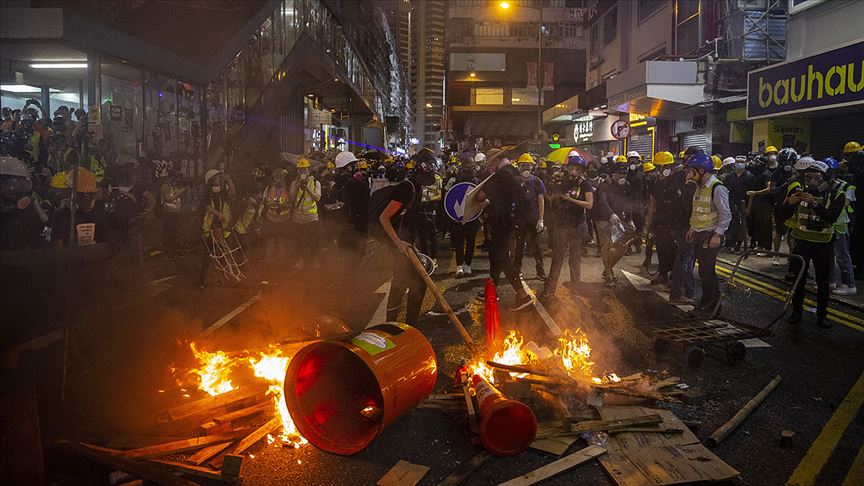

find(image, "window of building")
[675,0,702,55]
[638,0,666,23]
[589,23,599,54]
[472,88,504,105]
[511,88,541,105]
[638,46,667,63]
[603,7,617,45]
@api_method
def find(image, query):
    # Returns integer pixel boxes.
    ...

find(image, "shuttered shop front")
[810,112,864,158]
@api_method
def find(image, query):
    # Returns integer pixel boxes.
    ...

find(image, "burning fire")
[179,342,306,447]
[472,330,538,383]
[554,328,594,378]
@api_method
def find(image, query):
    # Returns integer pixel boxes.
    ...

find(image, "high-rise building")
[445,0,587,149]
[411,0,445,150]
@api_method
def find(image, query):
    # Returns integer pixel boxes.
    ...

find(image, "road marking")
[520,278,562,336]
[199,293,261,337]
[367,281,391,328]
[715,266,864,332]
[842,442,864,486]
[787,371,864,486]
[17,329,63,351]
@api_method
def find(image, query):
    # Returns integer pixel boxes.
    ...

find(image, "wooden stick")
[168,385,268,421]
[498,445,606,486]
[188,442,234,466]
[437,451,491,486]
[485,361,553,378]
[230,417,281,455]
[569,414,663,433]
[406,250,477,351]
[122,432,249,459]
[461,376,479,434]
[147,459,236,483]
[200,402,272,434]
[57,441,197,486]
[707,375,781,447]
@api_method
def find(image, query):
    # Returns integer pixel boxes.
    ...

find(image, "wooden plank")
[530,436,579,456]
[122,432,248,459]
[148,458,236,483]
[229,417,281,455]
[498,445,606,486]
[168,385,268,422]
[200,402,272,435]
[57,441,197,486]
[188,442,234,466]
[571,415,663,434]
[462,378,479,433]
[437,452,491,486]
[220,454,243,478]
[377,460,430,486]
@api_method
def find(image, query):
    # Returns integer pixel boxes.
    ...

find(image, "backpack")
[367,180,416,243]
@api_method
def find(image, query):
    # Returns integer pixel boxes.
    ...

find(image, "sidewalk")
[716,248,864,312]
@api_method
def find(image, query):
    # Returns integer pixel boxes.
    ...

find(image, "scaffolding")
[718,0,787,63]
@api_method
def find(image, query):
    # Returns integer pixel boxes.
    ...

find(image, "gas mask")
[211,185,222,193]
[617,177,627,185]
[661,168,671,178]
[783,164,793,172]
[299,172,308,181]
[734,163,746,171]
[805,173,826,193]
[519,164,533,180]
[587,169,599,179]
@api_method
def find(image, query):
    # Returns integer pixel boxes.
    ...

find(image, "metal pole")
[537,4,543,139]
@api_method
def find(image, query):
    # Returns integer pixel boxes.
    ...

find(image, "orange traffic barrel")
[472,374,537,455]
[283,323,437,455]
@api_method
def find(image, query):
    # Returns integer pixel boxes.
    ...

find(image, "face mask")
[768,162,778,169]
[299,173,308,181]
[617,177,627,186]
[768,155,778,163]
[734,163,746,170]
[783,164,792,172]
[211,185,222,193]
[629,164,637,171]
[521,170,531,180]
[662,168,671,177]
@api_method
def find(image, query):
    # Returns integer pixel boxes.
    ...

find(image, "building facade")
[411,0,446,151]
[445,0,588,150]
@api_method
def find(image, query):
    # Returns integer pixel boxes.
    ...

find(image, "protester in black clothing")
[542,154,593,298]
[644,151,677,284]
[379,149,439,325]
[448,163,481,276]
[722,156,755,252]
[473,153,534,310]
[513,153,547,281]
[746,158,773,252]
[592,162,634,287]
[625,151,647,254]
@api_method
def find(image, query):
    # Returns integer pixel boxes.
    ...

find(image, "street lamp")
[497,1,543,140]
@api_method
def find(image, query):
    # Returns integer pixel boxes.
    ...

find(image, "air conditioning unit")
[737,0,769,9]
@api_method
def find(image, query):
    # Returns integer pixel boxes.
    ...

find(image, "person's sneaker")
[787,311,802,324]
[456,265,464,277]
[464,265,472,275]
[772,256,782,266]
[832,284,857,296]
[816,316,831,328]
[669,296,695,305]
[508,294,535,311]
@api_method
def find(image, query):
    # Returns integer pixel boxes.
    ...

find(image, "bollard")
[472,374,537,455]
[284,323,437,455]
[484,278,500,358]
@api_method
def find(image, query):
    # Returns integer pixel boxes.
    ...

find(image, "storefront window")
[100,59,143,168]
[206,76,227,157]
[144,73,179,163]
[225,57,245,134]
[260,17,275,84]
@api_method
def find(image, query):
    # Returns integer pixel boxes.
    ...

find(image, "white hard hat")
[474,152,487,163]
[809,160,828,173]
[722,157,736,167]
[204,169,222,183]
[0,156,31,178]
[334,151,357,168]
[567,150,580,158]
[794,156,814,171]
[626,151,640,159]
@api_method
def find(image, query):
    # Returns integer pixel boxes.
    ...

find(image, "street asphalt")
[5,236,863,486]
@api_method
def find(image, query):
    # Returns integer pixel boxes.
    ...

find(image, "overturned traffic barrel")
[283,323,437,455]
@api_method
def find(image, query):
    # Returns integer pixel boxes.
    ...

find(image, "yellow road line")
[842,440,864,486]
[714,266,864,332]
[787,372,864,486]
[716,263,862,322]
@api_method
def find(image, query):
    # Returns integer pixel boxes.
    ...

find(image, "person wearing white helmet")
[334,150,358,169]
[197,168,236,287]
[721,155,755,253]
[779,159,846,328]
[474,152,487,164]
[1,156,49,249]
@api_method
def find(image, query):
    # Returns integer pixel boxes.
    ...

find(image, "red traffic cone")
[484,278,500,358]
[472,374,537,455]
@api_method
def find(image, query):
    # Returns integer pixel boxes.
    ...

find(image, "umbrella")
[502,139,554,161]
[411,147,437,165]
[545,147,596,164]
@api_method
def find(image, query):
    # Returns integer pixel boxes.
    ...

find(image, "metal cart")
[640,250,805,368]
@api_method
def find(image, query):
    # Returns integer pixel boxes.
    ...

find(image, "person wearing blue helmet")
[684,153,731,317]
[824,156,857,296]
[541,152,594,298]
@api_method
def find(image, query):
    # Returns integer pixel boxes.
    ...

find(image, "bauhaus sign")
[747,40,863,120]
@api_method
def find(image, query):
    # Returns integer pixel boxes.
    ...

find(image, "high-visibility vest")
[690,179,723,231]
[90,155,105,183]
[262,186,292,220]
[831,179,852,234]
[26,131,41,166]
[790,192,834,243]
[203,198,231,235]
[784,181,802,229]
[294,177,318,216]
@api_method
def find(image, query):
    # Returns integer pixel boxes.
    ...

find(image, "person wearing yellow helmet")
[843,141,862,154]
[764,145,779,156]
[51,167,106,246]
[515,151,547,282]
[614,154,627,163]
[290,156,323,269]
[643,162,656,174]
[711,155,723,171]
[357,160,369,171]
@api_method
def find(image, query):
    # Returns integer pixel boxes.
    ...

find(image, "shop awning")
[606,61,706,118]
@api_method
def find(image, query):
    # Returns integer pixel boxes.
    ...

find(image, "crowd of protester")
[3,104,862,325]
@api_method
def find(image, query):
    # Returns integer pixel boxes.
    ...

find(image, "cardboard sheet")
[599,444,740,486]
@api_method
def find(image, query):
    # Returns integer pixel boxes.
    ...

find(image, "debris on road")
[706,374,782,447]
[377,460,430,486]
[499,445,607,486]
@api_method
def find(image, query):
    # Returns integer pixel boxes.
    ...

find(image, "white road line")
[199,293,261,337]
[367,281,391,328]
[520,278,563,336]
[17,329,63,351]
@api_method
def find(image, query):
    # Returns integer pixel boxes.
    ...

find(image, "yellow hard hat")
[844,141,862,153]
[69,166,97,193]
[614,155,627,163]
[50,171,68,189]
[653,151,674,165]
[643,162,656,173]
[764,146,778,155]
[678,150,686,159]
[325,161,335,170]
[384,157,395,165]
[711,155,723,170]
[517,153,535,164]
[406,160,416,169]
[358,160,369,170]
[538,160,547,169]
[296,158,311,169]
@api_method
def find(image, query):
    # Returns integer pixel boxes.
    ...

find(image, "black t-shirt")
[386,180,419,238]
[0,205,45,250]
[483,164,522,230]
[345,173,370,233]
[551,178,593,227]
[603,179,632,221]
[52,204,107,245]
[651,171,695,230]
[723,170,755,203]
